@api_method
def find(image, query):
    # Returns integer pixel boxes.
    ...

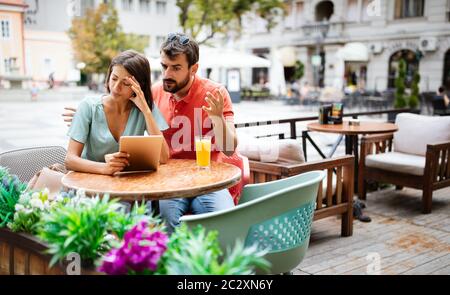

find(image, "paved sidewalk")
[297,186,450,275]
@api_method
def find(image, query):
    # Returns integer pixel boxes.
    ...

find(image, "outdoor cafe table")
[307,121,398,192]
[61,159,241,206]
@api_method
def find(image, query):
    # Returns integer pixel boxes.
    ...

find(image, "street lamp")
[302,20,330,89]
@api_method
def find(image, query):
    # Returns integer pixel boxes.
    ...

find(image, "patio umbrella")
[199,47,271,69]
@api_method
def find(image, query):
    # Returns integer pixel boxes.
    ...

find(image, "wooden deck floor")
[295,187,450,275]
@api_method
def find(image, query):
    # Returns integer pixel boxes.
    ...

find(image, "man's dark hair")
[438,86,445,94]
[105,49,153,110]
[160,33,199,67]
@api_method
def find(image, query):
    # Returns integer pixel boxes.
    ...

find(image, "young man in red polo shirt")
[63,33,238,234]
[154,33,237,233]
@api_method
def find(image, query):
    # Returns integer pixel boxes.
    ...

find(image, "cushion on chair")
[365,152,426,176]
[238,133,305,163]
[394,113,450,156]
[319,171,337,201]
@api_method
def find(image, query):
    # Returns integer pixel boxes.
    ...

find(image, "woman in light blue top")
[65,50,170,175]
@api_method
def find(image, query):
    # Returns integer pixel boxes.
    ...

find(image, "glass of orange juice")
[195,135,211,169]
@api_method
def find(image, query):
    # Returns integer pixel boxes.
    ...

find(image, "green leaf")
[161,224,270,275]
[68,3,149,75]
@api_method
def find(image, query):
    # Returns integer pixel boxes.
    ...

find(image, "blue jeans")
[159,189,234,234]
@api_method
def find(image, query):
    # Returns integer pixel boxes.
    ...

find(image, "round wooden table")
[307,121,398,136]
[307,121,398,155]
[307,120,398,193]
[61,159,241,202]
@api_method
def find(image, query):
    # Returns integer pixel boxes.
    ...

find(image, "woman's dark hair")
[105,50,153,110]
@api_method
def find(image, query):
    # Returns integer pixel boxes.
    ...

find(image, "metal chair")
[180,170,325,274]
[0,146,66,183]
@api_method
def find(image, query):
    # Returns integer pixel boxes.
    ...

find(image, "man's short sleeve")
[152,104,169,131]
[220,86,234,122]
[67,98,93,144]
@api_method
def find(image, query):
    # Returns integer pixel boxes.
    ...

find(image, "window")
[4,59,11,73]
[1,20,10,38]
[285,1,305,28]
[346,0,359,22]
[122,0,134,11]
[139,0,151,12]
[394,0,424,19]
[361,0,372,22]
[295,1,304,20]
[315,0,334,21]
[81,0,95,16]
[284,1,295,28]
[447,0,450,22]
[156,1,167,14]
[4,58,17,74]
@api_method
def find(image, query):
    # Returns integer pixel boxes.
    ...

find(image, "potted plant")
[409,69,421,109]
[391,59,421,122]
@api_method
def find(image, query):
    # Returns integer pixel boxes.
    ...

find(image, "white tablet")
[119,135,164,173]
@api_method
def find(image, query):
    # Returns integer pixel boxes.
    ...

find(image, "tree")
[177,0,285,44]
[394,59,407,108]
[68,3,149,75]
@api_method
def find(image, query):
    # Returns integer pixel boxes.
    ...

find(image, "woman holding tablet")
[65,50,169,175]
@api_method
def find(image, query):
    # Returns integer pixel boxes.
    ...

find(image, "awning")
[199,47,271,69]
[336,42,369,62]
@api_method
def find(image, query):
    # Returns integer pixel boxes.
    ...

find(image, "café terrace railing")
[234,108,418,161]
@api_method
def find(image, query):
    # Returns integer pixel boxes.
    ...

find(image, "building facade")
[112,0,179,56]
[24,0,77,84]
[0,0,27,88]
[237,0,450,94]
[23,0,178,85]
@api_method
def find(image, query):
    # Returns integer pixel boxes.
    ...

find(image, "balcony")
[290,20,344,44]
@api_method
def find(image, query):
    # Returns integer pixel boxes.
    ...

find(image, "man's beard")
[163,74,190,93]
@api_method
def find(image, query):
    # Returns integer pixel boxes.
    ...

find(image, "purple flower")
[99,221,168,275]
[98,248,127,275]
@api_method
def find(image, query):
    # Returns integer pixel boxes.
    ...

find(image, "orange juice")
[195,136,211,168]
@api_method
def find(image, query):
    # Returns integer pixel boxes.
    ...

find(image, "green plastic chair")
[180,170,325,274]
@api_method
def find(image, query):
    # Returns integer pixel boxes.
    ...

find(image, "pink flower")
[99,221,168,275]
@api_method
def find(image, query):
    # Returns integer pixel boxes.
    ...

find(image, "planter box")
[0,228,100,275]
